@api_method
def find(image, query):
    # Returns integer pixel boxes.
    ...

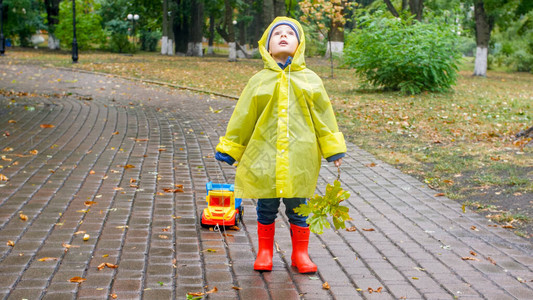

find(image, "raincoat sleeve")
[216,77,261,162]
[309,78,347,159]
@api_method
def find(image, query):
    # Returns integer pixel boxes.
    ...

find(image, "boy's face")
[268,25,299,60]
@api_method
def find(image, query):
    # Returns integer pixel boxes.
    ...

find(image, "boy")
[215,17,346,273]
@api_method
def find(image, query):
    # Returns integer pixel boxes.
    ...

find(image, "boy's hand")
[334,158,342,167]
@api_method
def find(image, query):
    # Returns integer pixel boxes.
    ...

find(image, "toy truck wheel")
[200,211,210,228]
[238,206,244,223]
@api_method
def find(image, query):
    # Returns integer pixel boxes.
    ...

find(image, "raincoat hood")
[259,17,306,72]
[216,17,346,199]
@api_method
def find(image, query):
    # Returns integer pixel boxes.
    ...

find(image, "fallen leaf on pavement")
[74,231,86,235]
[0,174,8,181]
[110,293,117,299]
[163,188,184,193]
[470,251,477,256]
[159,235,169,239]
[461,257,479,261]
[40,124,55,128]
[7,240,15,247]
[98,263,106,270]
[84,201,97,206]
[434,193,445,197]
[123,164,135,169]
[366,163,376,167]
[106,263,118,269]
[69,277,86,283]
[368,287,383,293]
[362,228,374,231]
[3,147,13,152]
[322,282,330,290]
[62,243,79,249]
[487,257,497,265]
[19,213,28,221]
[206,287,218,294]
[232,286,242,290]
[187,292,204,297]
[29,150,38,155]
[346,226,357,232]
[38,257,58,262]
[8,120,16,123]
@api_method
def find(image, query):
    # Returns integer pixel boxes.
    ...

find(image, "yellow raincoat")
[216,17,347,199]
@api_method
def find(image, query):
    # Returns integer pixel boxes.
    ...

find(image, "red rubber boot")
[290,224,317,273]
[254,222,275,271]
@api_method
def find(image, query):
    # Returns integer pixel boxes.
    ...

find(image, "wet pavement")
[0,63,532,299]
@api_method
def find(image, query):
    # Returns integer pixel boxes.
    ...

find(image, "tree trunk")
[383,0,400,17]
[168,5,175,55]
[401,0,408,11]
[173,0,188,54]
[274,0,285,17]
[408,0,423,21]
[187,0,204,56]
[263,0,275,26]
[474,0,491,76]
[225,0,236,61]
[326,20,344,58]
[207,13,215,55]
[45,0,60,50]
[162,0,168,55]
[237,20,246,58]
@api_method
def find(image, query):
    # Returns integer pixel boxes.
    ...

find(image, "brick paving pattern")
[0,63,532,299]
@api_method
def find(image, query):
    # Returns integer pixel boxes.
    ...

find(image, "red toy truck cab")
[201,182,243,228]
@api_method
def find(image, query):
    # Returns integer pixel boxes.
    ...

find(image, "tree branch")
[383,0,400,17]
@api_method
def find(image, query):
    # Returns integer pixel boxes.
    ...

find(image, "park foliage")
[344,11,461,94]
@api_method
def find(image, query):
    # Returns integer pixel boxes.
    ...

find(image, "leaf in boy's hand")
[297,180,351,234]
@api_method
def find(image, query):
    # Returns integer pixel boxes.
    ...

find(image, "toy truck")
[201,182,243,228]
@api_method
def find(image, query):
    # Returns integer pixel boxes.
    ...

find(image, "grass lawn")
[3,48,532,238]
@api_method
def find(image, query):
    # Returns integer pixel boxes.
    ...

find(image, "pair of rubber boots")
[253,222,317,273]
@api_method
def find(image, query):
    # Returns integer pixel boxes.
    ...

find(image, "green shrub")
[3,0,43,47]
[55,0,105,50]
[104,19,132,53]
[140,30,161,52]
[492,11,533,73]
[344,14,461,94]
[301,23,326,57]
[458,36,476,57]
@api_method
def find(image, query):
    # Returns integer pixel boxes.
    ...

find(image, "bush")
[140,30,161,52]
[55,0,105,50]
[105,19,132,53]
[458,36,476,57]
[491,11,533,73]
[344,14,461,94]
[3,0,43,47]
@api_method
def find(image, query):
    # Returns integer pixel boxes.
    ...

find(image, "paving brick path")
[1,63,532,300]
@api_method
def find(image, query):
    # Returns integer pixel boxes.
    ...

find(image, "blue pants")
[257,198,308,227]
